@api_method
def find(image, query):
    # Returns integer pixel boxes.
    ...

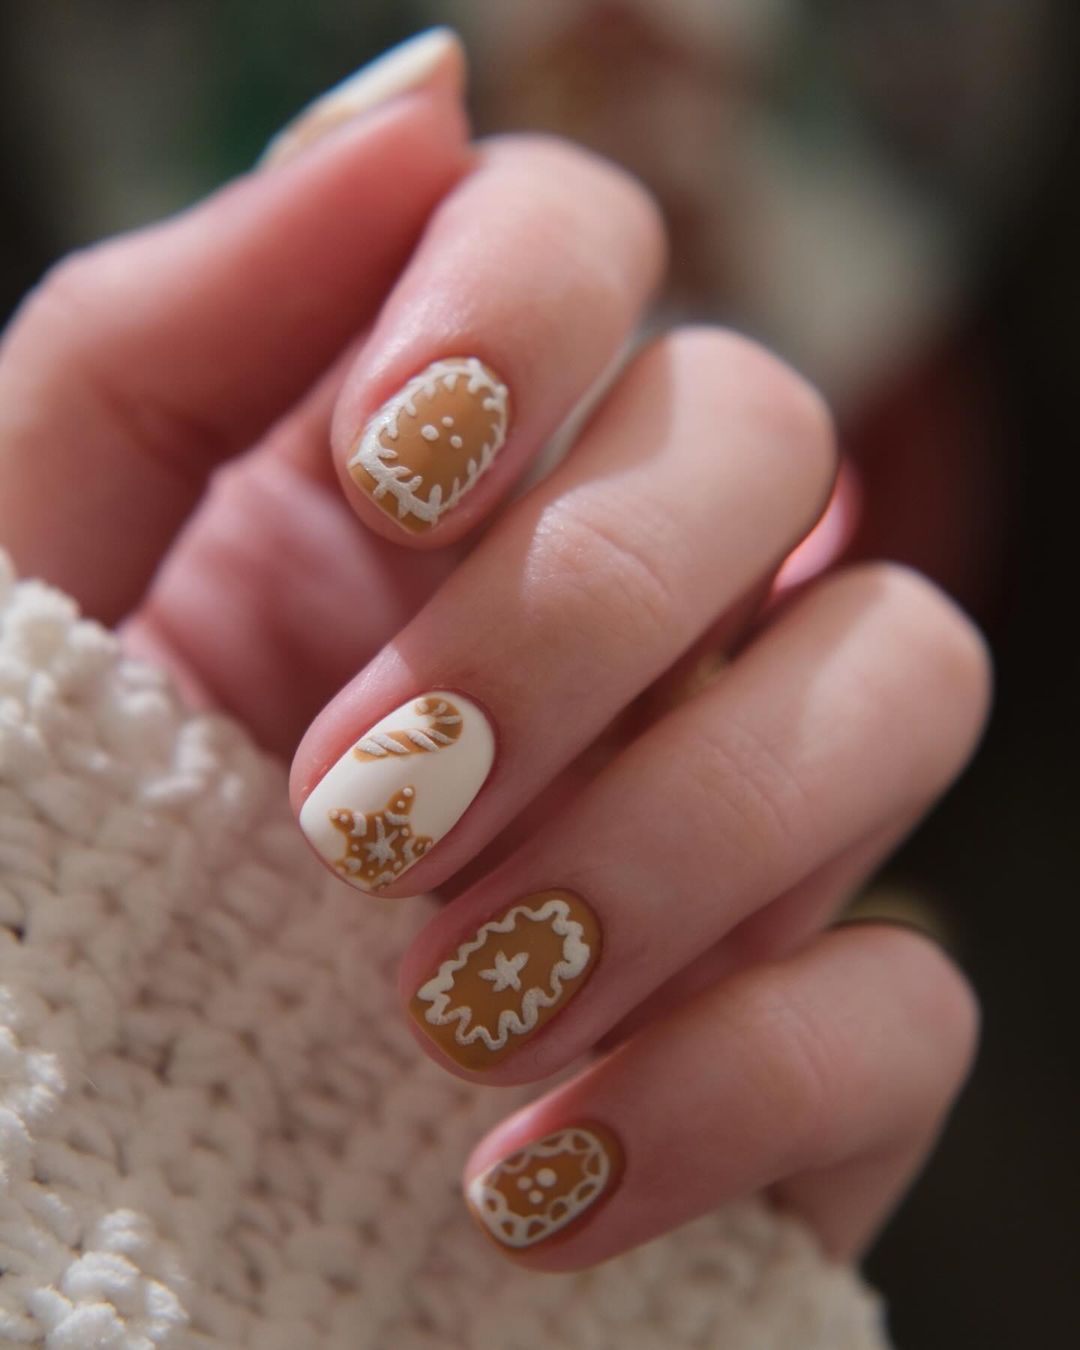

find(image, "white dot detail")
[516,1176,532,1191]
[536,1167,558,1188]
[441,415,455,426]
[528,1190,543,1204]
[450,435,463,448]
[421,424,439,441]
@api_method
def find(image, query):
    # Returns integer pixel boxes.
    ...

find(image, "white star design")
[363,815,399,864]
[479,950,529,993]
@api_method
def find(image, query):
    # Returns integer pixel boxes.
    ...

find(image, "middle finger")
[291,329,835,894]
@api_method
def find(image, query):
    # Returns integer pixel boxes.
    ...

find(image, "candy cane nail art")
[466,1125,623,1251]
[411,890,601,1069]
[348,357,510,533]
[299,692,494,894]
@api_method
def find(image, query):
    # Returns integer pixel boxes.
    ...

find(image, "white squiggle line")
[353,699,460,758]
[466,1128,610,1249]
[347,357,509,525]
[415,898,591,1051]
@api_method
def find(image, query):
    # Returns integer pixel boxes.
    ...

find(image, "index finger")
[0,38,467,621]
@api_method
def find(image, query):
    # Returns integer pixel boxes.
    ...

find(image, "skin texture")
[0,46,990,1273]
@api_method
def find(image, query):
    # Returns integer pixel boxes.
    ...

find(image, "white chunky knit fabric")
[0,551,889,1349]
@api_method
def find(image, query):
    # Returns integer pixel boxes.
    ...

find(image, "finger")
[128,339,462,752]
[327,135,666,543]
[401,563,989,1080]
[0,71,467,621]
[601,812,919,1046]
[292,329,836,895]
[462,922,979,1269]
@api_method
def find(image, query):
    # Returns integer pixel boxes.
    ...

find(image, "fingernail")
[411,890,601,1069]
[348,357,511,533]
[298,692,493,894]
[466,1125,623,1251]
[260,27,465,169]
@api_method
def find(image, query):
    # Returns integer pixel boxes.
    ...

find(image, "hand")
[0,30,989,1271]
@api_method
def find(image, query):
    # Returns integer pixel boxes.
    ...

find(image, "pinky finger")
[463,923,978,1269]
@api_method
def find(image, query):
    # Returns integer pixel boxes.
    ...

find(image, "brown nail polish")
[411,890,600,1068]
[466,1124,623,1251]
[347,356,510,533]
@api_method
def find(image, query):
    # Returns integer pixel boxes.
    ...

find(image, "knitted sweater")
[0,551,890,1349]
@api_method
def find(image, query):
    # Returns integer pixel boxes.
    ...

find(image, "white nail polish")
[299,692,493,894]
[260,28,464,169]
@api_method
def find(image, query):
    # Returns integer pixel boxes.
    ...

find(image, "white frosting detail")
[467,1128,611,1249]
[479,950,529,993]
[352,701,460,758]
[348,357,510,526]
[416,897,591,1050]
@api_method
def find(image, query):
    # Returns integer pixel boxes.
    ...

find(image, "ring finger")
[400,563,989,1079]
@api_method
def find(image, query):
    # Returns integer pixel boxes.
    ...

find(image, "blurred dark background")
[0,2,1076,1345]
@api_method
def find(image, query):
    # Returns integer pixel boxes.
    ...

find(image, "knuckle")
[843,562,993,767]
[652,326,838,523]
[6,243,226,484]
[25,244,113,327]
[477,134,668,297]
[489,132,665,227]
[5,245,106,352]
[840,923,982,1133]
[532,496,683,652]
[682,712,811,867]
[876,925,982,1093]
[731,972,842,1161]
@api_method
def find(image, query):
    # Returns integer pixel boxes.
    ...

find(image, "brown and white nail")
[410,890,600,1069]
[347,356,511,533]
[298,691,494,893]
[466,1124,623,1251]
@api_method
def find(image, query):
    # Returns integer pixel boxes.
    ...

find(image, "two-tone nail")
[410,889,601,1067]
[299,691,494,893]
[348,356,511,533]
[466,1124,623,1251]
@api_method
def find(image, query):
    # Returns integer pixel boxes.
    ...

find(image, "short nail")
[411,890,600,1069]
[466,1125,623,1251]
[298,691,493,894]
[260,27,464,169]
[348,357,511,533]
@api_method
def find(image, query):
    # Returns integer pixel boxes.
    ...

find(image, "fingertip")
[258,27,469,171]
